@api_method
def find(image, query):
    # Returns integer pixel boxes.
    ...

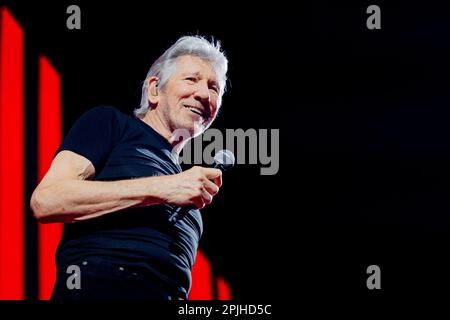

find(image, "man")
[30,36,228,300]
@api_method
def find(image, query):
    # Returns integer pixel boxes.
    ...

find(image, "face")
[155,55,221,137]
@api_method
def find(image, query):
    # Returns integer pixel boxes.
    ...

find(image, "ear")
[147,76,160,105]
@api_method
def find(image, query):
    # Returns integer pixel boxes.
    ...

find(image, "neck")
[141,109,189,154]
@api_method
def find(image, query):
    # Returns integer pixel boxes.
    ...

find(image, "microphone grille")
[214,149,235,170]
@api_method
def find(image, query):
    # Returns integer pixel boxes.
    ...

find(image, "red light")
[217,275,232,300]
[37,56,63,300]
[0,7,25,300]
[189,250,213,300]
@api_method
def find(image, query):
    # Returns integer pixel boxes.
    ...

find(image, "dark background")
[4,0,450,303]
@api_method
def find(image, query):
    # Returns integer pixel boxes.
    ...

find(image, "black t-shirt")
[55,106,203,297]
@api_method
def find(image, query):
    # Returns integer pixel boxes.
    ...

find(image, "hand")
[160,166,222,209]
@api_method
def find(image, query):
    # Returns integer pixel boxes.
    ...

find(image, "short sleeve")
[55,106,126,172]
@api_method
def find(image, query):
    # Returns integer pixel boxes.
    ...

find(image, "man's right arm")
[30,150,222,224]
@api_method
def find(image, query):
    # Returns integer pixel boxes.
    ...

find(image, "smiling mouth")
[184,105,207,119]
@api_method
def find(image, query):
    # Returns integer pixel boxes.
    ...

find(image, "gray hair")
[134,35,228,119]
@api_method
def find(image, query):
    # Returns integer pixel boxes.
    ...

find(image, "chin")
[176,122,200,139]
[178,118,208,138]
[192,122,208,137]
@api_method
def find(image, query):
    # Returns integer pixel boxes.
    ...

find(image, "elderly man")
[30,36,228,300]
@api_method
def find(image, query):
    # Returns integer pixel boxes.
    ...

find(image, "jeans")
[51,257,186,300]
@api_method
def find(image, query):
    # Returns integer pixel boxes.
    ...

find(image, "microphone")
[168,149,235,223]
[212,149,235,172]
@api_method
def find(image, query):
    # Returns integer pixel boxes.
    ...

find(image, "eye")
[185,77,196,82]
[209,85,219,94]
[208,81,219,93]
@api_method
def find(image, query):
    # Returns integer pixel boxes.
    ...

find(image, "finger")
[213,173,222,188]
[202,167,222,187]
[193,196,205,209]
[203,179,219,196]
[204,168,222,181]
[201,187,213,205]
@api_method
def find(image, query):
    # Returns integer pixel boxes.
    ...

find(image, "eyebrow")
[181,71,201,77]
[183,71,220,89]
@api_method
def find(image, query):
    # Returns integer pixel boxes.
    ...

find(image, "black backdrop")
[5,0,450,303]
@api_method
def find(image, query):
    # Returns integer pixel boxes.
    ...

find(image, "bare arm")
[30,150,222,224]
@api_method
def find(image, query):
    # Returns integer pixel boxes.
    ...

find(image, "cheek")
[163,84,192,105]
[164,95,182,110]
[177,85,195,98]
[210,100,219,115]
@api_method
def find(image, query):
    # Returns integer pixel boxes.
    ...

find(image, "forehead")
[173,55,218,81]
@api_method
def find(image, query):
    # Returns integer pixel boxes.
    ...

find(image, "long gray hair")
[134,35,228,119]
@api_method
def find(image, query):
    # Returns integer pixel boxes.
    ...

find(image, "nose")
[194,80,210,103]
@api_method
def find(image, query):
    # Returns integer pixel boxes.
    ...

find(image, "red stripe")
[0,7,25,300]
[189,250,213,300]
[37,56,63,300]
[216,276,232,300]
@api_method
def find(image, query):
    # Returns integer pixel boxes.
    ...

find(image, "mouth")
[184,104,208,120]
